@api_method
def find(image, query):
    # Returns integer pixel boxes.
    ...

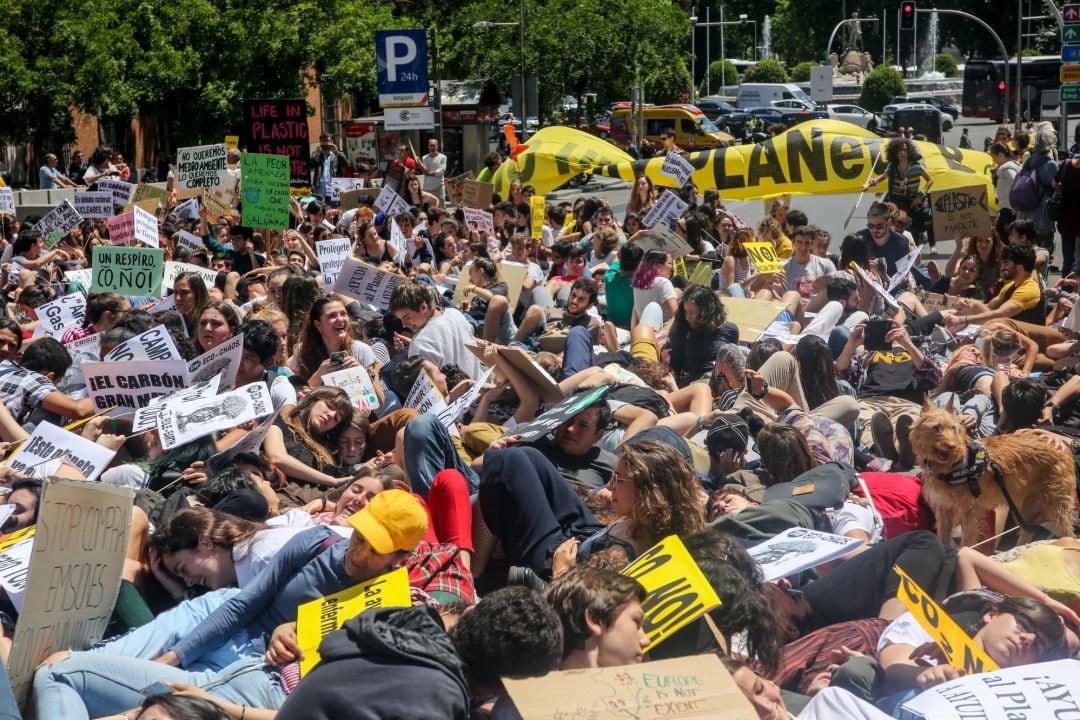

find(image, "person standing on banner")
[860,138,934,249]
[310,133,349,205]
[418,138,447,205]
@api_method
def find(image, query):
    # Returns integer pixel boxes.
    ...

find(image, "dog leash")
[940,440,1042,534]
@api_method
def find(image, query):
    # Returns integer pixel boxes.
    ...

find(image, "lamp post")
[696,13,747,99]
[474,0,528,140]
[690,10,698,103]
[739,15,758,62]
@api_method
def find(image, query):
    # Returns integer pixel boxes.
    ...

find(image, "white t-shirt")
[268,373,298,410]
[832,500,882,544]
[410,307,484,380]
[233,510,351,586]
[877,611,934,657]
[632,276,678,322]
[996,161,1021,210]
[784,255,836,296]
[287,339,376,375]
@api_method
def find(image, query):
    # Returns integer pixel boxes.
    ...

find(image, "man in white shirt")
[389,281,483,380]
[784,226,836,299]
[419,138,447,204]
[991,141,1021,241]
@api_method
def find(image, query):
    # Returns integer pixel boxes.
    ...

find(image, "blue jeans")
[561,326,593,380]
[403,413,479,499]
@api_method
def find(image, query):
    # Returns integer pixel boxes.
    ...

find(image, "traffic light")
[997,81,1006,91]
[900,1,916,30]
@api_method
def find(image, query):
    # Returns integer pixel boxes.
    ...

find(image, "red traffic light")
[997,81,1006,90]
[900,1,916,29]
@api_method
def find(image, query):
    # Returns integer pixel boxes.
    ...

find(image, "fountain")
[920,10,944,79]
[762,15,771,60]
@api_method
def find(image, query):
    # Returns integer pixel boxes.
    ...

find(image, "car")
[713,111,749,138]
[743,107,785,125]
[771,98,818,112]
[780,110,830,127]
[565,118,612,140]
[826,103,880,130]
[695,97,738,121]
[890,95,959,127]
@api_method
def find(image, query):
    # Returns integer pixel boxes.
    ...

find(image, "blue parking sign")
[375,30,429,99]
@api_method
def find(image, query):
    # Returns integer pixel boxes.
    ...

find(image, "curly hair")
[619,440,705,545]
[885,137,923,164]
[592,227,620,257]
[284,386,354,468]
[757,216,782,243]
[628,361,675,390]
[962,235,1003,268]
[671,285,727,337]
[545,565,646,659]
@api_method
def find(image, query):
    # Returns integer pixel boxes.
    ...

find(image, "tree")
[744,59,790,83]
[790,61,816,82]
[645,64,693,104]
[705,60,740,91]
[920,53,958,78]
[859,65,906,112]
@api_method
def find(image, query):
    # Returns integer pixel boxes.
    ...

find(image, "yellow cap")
[347,489,428,554]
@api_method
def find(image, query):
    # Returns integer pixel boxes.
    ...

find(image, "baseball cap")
[347,489,428,554]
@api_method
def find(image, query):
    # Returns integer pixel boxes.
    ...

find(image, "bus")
[962,56,1061,122]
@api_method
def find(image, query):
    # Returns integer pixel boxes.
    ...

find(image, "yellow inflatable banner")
[492,126,634,196]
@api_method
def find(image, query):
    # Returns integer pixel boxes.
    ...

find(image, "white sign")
[384,106,435,131]
[0,529,33,613]
[176,230,203,253]
[73,191,114,219]
[84,359,190,413]
[316,238,352,288]
[0,188,15,215]
[660,153,695,187]
[886,245,922,293]
[901,660,1080,720]
[207,408,280,471]
[95,178,135,206]
[461,207,495,233]
[104,325,181,363]
[63,268,93,288]
[436,366,495,427]
[66,331,101,359]
[148,295,176,315]
[374,185,410,215]
[35,200,83,249]
[322,366,379,412]
[186,332,244,390]
[131,377,222,434]
[748,527,863,581]
[404,370,448,415]
[850,261,900,310]
[333,256,404,311]
[163,260,219,293]
[35,293,86,337]
[133,205,159,247]
[810,65,834,103]
[173,197,200,221]
[637,225,695,258]
[158,382,272,450]
[641,189,689,229]
[176,143,229,190]
[330,178,365,202]
[389,218,407,264]
[7,421,117,483]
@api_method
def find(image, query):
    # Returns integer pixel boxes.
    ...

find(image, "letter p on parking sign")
[376,29,429,107]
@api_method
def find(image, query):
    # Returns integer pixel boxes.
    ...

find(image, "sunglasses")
[867,222,887,230]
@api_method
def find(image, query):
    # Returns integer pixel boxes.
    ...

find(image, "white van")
[738,83,814,109]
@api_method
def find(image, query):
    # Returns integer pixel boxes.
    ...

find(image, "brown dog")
[909,402,1076,548]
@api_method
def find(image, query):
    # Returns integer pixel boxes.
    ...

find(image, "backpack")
[1009,155,1050,212]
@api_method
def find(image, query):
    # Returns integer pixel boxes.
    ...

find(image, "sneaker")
[507,566,548,593]
[896,414,917,469]
[870,411,899,463]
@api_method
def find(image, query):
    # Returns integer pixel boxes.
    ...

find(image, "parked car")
[825,103,880,130]
[890,95,959,128]
[565,118,612,140]
[884,104,945,143]
[695,97,738,121]
[780,110,830,127]
[743,107,785,126]
[771,98,818,112]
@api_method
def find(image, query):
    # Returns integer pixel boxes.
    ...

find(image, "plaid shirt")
[403,541,474,604]
[0,361,56,422]
[845,350,942,398]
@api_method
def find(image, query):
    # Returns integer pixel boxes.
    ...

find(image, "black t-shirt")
[858,228,910,276]
[606,383,671,419]
[531,435,615,490]
[467,281,508,321]
[859,348,921,403]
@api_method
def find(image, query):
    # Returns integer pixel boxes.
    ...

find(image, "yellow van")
[610,105,734,150]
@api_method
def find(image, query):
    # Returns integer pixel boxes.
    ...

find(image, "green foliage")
[859,65,906,112]
[790,61,817,82]
[645,64,693,105]
[707,60,741,88]
[920,54,958,78]
[744,59,790,83]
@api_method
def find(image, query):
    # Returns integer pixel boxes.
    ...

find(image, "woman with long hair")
[403,174,440,210]
[631,250,678,327]
[755,423,816,485]
[718,227,754,297]
[626,175,656,217]
[940,234,1003,297]
[668,285,736,387]
[149,507,276,591]
[194,301,241,355]
[928,253,987,301]
[281,274,320,355]
[289,294,380,392]
[172,271,209,338]
[863,136,934,243]
[354,222,397,264]
[793,335,848,413]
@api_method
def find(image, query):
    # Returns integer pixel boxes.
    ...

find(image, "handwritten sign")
[404,370,448,415]
[35,200,83,249]
[241,153,291,229]
[744,242,783,274]
[208,408,279,472]
[849,261,900,310]
[176,143,229,190]
[901,660,1080,720]
[173,197,199,222]
[74,191,114,219]
[530,195,545,239]
[176,229,203,253]
[132,182,170,206]
[163,260,219,293]
[295,567,411,676]
[660,153,695,187]
[512,385,611,444]
[641,190,688,229]
[6,421,116,483]
[446,171,474,207]
[333,257,404,311]
[748,527,863,581]
[636,225,693,258]
[895,564,1000,676]
[931,185,992,241]
[91,246,164,296]
[322,366,379,412]
[460,179,494,209]
[244,99,311,192]
[461,207,495,234]
[84,359,190,412]
[913,289,961,313]
[158,382,272,450]
[374,185,410,215]
[887,245,923,293]
[96,178,135,207]
[0,188,13,215]
[35,293,86,338]
[316,238,352,288]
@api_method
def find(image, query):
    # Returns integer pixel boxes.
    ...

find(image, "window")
[647,119,675,135]
[680,119,698,133]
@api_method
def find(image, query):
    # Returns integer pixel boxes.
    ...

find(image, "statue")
[846,12,863,53]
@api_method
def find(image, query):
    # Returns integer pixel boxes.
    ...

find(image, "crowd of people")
[0,124,1075,719]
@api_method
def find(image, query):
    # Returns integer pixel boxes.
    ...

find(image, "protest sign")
[404,370,448,415]
[504,654,755,720]
[103,325,180,363]
[900,660,1080,720]
[434,366,495,430]
[641,190,689,229]
[132,182,170,205]
[163,260,220,293]
[887,245,923,293]
[895,564,1000,676]
[719,297,790,342]
[636,225,694,258]
[177,229,204,253]
[187,332,244,390]
[176,143,229,190]
[389,218,407,263]
[131,377,221,434]
[96,178,135,207]
[316,238,352,288]
[744,242,783,274]
[0,528,34,613]
[512,385,611,443]
[173,197,200,222]
[333,257,404,311]
[931,185,992,242]
[244,99,311,192]
[621,535,722,651]
[208,408,280,472]
[84,359,190,412]
[35,200,83,249]
[329,177,365,202]
[295,567,411,676]
[747,528,863,581]
[66,331,101,360]
[461,207,495,234]
[73,191,113,219]
[241,153,291,229]
[7,421,116,483]
[460,179,494,209]
[374,185,410,215]
[467,345,562,405]
[660,152,695,187]
[688,259,714,286]
[8,479,134,706]
[339,187,379,212]
[850,261,900,310]
[149,295,176,315]
[452,261,529,309]
[106,212,136,245]
[63,267,92,288]
[323,366,380,412]
[530,195,545,239]
[0,188,13,215]
[35,293,86,338]
[912,289,961,313]
[158,382,272,450]
[91,246,163,296]
[446,171,474,207]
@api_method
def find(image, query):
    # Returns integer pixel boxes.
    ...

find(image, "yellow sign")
[621,535,721,651]
[894,565,1000,675]
[295,566,410,676]
[0,527,34,555]
[672,256,687,278]
[688,260,714,286]
[225,135,239,152]
[530,195,545,239]
[744,242,783,274]
[1062,66,1080,83]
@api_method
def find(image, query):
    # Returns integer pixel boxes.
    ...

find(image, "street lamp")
[739,15,758,62]
[474,0,528,140]
[690,11,698,103]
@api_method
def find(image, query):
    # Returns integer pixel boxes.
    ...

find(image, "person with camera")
[310,132,349,204]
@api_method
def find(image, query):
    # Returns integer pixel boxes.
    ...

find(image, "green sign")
[1062,84,1080,103]
[1066,24,1080,42]
[240,153,290,229]
[91,246,164,296]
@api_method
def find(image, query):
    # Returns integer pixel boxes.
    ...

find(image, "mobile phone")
[864,319,892,352]
[140,682,173,697]
[330,351,345,363]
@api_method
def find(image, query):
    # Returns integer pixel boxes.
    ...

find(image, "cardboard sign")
[901,660,1080,720]
[7,480,134,706]
[131,377,221,434]
[895,565,1000,676]
[404,370,448,415]
[158,382,272,450]
[96,178,135,206]
[641,190,688,229]
[207,408,279,472]
[176,229,204,253]
[6,421,116,483]
[163,260,219,293]
[913,290,961,313]
[503,654,756,720]
[244,99,311,192]
[333,256,404,311]
[84,359,190,412]
[512,385,611,443]
[176,143,229,190]
[467,345,563,405]
[530,195,545,239]
[636,225,694,258]
[621,535,722,651]
[0,528,34,613]
[35,293,86,338]
[748,528,864,581]
[374,185,410,215]
[74,191,113,219]
[452,261,529,310]
[329,177,365,201]
[931,185,992,242]
[322,366,380,412]
[91,246,164,296]
[316,238,352,288]
[461,207,495,234]
[186,332,244,390]
[718,297,790,343]
[132,182,170,205]
[460,179,494,209]
[241,153,291,229]
[35,200,83,249]
[103,325,180,362]
[295,567,411,677]
[0,188,13,215]
[660,153,695,187]
[446,171,474,207]
[744,242,783,274]
[339,187,379,212]
[887,245,923,293]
